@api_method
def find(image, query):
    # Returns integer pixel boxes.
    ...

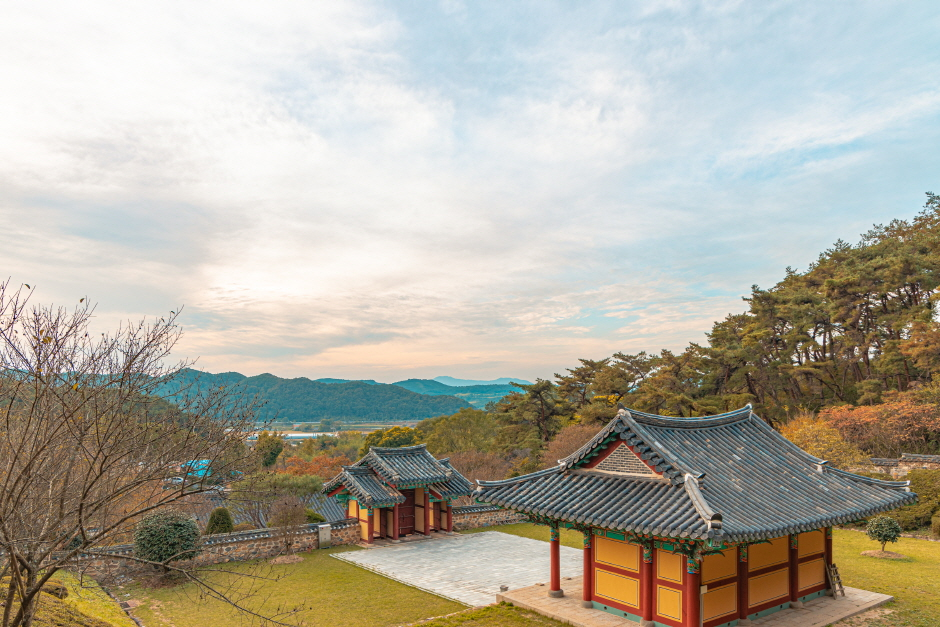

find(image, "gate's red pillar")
[423,489,431,536]
[581,528,593,607]
[737,544,750,625]
[446,502,454,533]
[392,503,400,541]
[641,545,654,626]
[683,558,701,627]
[788,534,801,607]
[549,524,563,597]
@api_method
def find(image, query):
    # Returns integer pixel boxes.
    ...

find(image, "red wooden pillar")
[581,528,593,607]
[824,527,833,595]
[423,489,431,536]
[392,503,400,541]
[788,534,801,607]
[367,508,374,544]
[446,501,454,533]
[683,557,701,627]
[641,544,654,627]
[549,524,563,597]
[737,544,750,625]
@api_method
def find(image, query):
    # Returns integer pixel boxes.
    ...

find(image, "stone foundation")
[452,505,524,530]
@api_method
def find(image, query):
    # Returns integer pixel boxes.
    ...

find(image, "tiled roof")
[306,493,348,522]
[324,445,473,507]
[432,458,475,499]
[476,407,916,543]
[356,444,450,485]
[900,453,940,463]
[324,466,405,508]
[870,458,900,466]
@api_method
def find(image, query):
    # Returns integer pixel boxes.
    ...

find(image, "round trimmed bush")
[305,509,326,524]
[866,515,902,551]
[205,507,234,535]
[134,511,201,569]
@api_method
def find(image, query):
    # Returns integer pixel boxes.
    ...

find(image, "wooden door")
[378,507,386,537]
[398,489,416,535]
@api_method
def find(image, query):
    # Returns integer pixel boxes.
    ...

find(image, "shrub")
[866,515,903,551]
[232,522,255,532]
[888,469,940,530]
[268,496,306,528]
[134,511,201,570]
[205,507,234,535]
[305,509,326,524]
[932,513,940,538]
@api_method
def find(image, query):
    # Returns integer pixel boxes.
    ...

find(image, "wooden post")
[737,544,750,625]
[392,503,400,541]
[581,528,593,608]
[684,557,701,627]
[549,523,563,597]
[367,508,374,545]
[423,489,431,536]
[824,527,833,595]
[641,543,654,627]
[788,534,801,607]
[446,501,454,533]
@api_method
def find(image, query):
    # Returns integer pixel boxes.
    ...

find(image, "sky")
[1,1,938,383]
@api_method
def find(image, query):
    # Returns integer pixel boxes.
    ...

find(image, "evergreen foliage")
[359,426,421,456]
[866,515,903,551]
[255,431,284,468]
[305,509,326,524]
[205,507,234,535]
[134,512,201,568]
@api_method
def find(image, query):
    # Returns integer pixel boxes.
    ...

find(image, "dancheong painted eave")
[473,406,917,543]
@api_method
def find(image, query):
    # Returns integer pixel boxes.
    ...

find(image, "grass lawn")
[120,546,465,627]
[833,528,940,627]
[56,571,137,627]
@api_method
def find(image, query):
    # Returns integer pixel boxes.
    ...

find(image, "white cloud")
[0,1,938,381]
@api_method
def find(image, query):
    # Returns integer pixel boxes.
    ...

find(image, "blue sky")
[1,1,938,382]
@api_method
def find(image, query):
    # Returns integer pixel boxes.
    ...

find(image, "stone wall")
[67,519,359,581]
[452,504,524,530]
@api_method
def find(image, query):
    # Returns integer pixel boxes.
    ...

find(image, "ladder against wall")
[827,563,845,597]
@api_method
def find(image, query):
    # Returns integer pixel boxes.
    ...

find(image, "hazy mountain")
[161,369,469,422]
[392,378,521,408]
[433,375,531,386]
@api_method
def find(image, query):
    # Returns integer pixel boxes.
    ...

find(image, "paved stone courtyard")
[331,531,582,606]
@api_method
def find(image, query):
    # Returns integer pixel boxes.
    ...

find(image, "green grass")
[833,529,940,626]
[460,523,585,549]
[121,546,465,627]
[55,571,137,627]
[409,603,566,626]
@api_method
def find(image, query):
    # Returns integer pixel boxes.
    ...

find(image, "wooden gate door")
[398,489,416,536]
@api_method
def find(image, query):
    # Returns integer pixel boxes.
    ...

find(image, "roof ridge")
[682,473,723,536]
[370,443,430,454]
[475,465,562,488]
[628,405,753,428]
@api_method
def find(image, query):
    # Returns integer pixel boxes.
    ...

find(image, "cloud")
[0,1,938,382]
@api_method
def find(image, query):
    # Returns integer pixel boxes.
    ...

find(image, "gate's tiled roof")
[475,406,916,543]
[323,444,473,507]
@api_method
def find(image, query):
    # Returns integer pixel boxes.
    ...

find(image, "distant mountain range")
[161,370,528,422]
[433,376,531,387]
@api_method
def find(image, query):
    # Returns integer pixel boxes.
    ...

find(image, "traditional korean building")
[475,406,916,627]
[323,444,473,543]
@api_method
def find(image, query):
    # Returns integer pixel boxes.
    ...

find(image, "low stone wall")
[67,519,359,581]
[452,504,524,530]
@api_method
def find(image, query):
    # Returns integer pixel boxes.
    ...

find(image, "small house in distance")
[475,406,916,627]
[323,444,473,543]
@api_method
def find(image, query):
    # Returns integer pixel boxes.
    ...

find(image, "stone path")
[331,531,582,606]
[498,578,893,627]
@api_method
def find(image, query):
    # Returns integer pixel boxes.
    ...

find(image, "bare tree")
[0,282,294,627]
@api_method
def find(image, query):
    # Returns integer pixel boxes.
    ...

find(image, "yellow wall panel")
[798,530,825,557]
[594,569,640,608]
[749,568,789,607]
[798,558,826,590]
[349,500,358,518]
[656,586,683,621]
[703,583,737,622]
[657,550,683,584]
[359,520,369,541]
[702,548,737,584]
[596,537,640,572]
[749,536,789,571]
